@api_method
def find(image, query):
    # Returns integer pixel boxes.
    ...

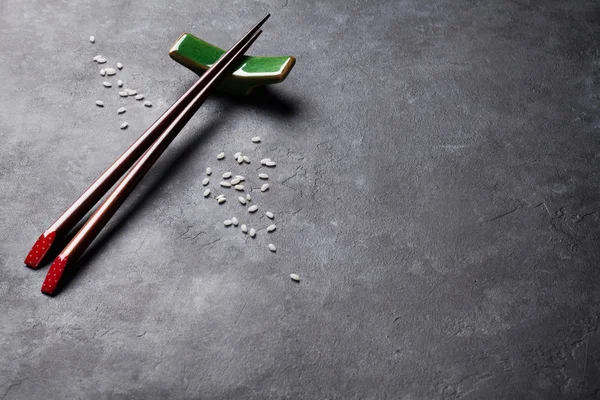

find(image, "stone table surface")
[1,0,599,399]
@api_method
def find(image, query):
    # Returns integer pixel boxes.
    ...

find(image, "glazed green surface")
[169,33,295,95]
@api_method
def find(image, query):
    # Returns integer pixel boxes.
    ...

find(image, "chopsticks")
[25,15,269,295]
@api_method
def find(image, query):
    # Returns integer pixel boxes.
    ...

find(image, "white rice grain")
[259,173,268,180]
[222,172,232,179]
[249,228,256,238]
[202,177,210,186]
[217,152,225,160]
[224,220,232,227]
[106,68,116,76]
[251,136,261,143]
[102,81,112,88]
[268,243,276,252]
[144,101,152,107]
[116,62,123,70]
[95,100,104,107]
[241,224,248,233]
[218,197,226,204]
[135,94,144,100]
[220,181,232,188]
[290,273,300,282]
[120,122,128,129]
[266,211,274,219]
[238,197,247,205]
[89,36,95,43]
[261,183,269,192]
[206,167,212,176]
[203,189,211,197]
[232,217,239,226]
[119,91,129,97]
[267,224,276,232]
[117,107,126,114]
[117,79,123,87]
[248,205,258,213]
[234,185,244,191]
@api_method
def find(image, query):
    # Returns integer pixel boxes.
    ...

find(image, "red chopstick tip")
[41,255,69,295]
[24,231,57,268]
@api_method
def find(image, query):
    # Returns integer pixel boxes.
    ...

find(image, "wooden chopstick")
[24,14,270,269]
[41,28,263,295]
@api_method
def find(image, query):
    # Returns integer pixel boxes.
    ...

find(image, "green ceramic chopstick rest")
[169,33,296,96]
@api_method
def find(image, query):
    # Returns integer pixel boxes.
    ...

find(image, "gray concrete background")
[1,0,599,398]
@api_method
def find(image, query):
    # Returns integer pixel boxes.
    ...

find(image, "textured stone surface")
[1,0,600,398]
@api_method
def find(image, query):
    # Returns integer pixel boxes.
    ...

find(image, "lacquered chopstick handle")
[25,14,270,268]
[41,30,263,295]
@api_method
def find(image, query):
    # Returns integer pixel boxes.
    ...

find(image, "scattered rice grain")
[222,172,232,179]
[102,81,112,88]
[261,183,269,192]
[220,181,232,188]
[218,197,226,204]
[259,173,268,180]
[116,62,123,70]
[231,178,241,185]
[265,161,276,167]
[290,273,300,282]
[117,107,126,114]
[144,101,152,107]
[97,57,106,64]
[266,211,274,219]
[249,228,256,238]
[100,69,106,76]
[217,152,225,160]
[243,155,251,164]
[234,152,241,158]
[267,224,276,232]
[135,94,144,100]
[238,196,247,205]
[248,205,258,213]
[203,189,211,197]
[95,100,104,107]
[251,136,261,143]
[93,55,103,61]
[268,243,276,252]
[246,194,252,201]
[206,167,212,176]
[119,91,129,97]
[260,158,271,165]
[232,217,239,226]
[235,175,245,181]
[224,220,232,227]
[237,155,244,164]
[234,184,244,191]
[89,36,95,43]
[202,177,210,186]
[106,68,116,76]
[117,79,123,87]
[120,122,128,129]
[241,224,248,233]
